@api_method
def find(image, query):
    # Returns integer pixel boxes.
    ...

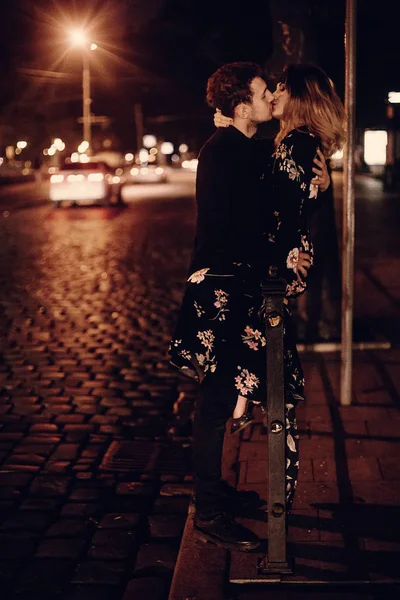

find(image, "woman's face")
[272,82,290,120]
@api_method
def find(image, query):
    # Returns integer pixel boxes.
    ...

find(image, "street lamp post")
[69,30,96,154]
[82,52,91,151]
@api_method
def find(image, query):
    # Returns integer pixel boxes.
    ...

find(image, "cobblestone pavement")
[1,173,399,600]
[0,187,198,600]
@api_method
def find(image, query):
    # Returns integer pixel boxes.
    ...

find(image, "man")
[170,62,328,551]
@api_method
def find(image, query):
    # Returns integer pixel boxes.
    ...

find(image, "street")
[0,170,399,599]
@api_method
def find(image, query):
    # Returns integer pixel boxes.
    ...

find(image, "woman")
[215,63,345,425]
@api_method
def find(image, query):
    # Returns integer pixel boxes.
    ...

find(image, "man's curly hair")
[206,62,262,118]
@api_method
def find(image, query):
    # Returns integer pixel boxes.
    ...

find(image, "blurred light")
[0,158,4,166]
[182,159,198,171]
[125,153,134,162]
[130,167,139,176]
[70,29,88,47]
[6,146,14,159]
[112,176,120,184]
[103,138,112,148]
[78,141,89,153]
[155,167,164,175]
[331,149,343,160]
[50,174,64,183]
[80,153,90,163]
[139,148,149,163]
[67,174,85,182]
[143,134,157,148]
[15,148,22,155]
[48,147,56,156]
[364,130,388,166]
[90,43,98,51]
[116,168,123,176]
[43,149,49,156]
[88,173,104,182]
[161,142,174,155]
[149,147,158,155]
[17,141,28,149]
[141,167,149,175]
[388,91,400,104]
[48,167,57,174]
[53,138,65,151]
[171,154,180,162]
[71,152,79,162]
[179,143,188,153]
[22,168,29,175]
[148,155,156,163]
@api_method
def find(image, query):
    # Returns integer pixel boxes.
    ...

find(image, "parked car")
[126,165,168,184]
[49,160,123,206]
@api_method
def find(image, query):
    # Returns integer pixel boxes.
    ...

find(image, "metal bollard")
[229,269,293,583]
[258,268,293,574]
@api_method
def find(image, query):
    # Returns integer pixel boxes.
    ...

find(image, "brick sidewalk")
[170,347,400,600]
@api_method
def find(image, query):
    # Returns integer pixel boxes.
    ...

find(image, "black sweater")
[190,126,269,275]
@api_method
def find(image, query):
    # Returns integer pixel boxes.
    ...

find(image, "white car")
[50,160,122,206]
[127,165,168,184]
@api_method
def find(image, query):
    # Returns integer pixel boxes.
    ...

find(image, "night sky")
[0,0,399,154]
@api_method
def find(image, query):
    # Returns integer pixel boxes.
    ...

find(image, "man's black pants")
[193,370,300,519]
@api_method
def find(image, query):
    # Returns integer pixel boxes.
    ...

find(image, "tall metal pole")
[82,53,92,152]
[340,0,357,406]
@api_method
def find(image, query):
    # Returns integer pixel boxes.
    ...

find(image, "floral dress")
[169,126,319,402]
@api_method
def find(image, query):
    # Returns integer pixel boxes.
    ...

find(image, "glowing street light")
[69,29,88,47]
[17,141,28,149]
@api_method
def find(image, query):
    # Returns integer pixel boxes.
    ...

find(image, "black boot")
[194,512,260,552]
[191,481,265,513]
[220,480,266,512]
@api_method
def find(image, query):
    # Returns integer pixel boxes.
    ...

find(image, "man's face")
[248,77,274,124]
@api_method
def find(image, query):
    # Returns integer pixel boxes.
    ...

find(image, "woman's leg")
[232,395,248,418]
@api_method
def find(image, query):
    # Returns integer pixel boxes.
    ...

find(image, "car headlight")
[88,173,104,182]
[50,174,64,183]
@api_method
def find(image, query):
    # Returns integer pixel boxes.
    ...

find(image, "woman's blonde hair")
[275,63,346,157]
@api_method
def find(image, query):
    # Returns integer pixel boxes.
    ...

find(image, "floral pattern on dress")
[273,143,305,183]
[195,329,217,375]
[188,268,210,284]
[211,289,229,321]
[286,247,300,271]
[194,301,205,318]
[241,325,266,351]
[268,127,320,300]
[234,367,260,396]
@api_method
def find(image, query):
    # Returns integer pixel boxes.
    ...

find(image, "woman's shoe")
[231,401,255,434]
